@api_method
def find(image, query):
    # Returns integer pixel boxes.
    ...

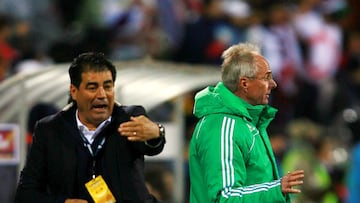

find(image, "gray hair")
[221,43,261,92]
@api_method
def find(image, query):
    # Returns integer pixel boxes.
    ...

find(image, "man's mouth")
[92,104,108,109]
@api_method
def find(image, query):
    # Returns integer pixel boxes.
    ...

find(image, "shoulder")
[36,103,75,129]
[196,114,250,137]
[206,114,257,146]
[34,112,67,133]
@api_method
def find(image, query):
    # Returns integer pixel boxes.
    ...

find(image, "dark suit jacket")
[15,103,166,203]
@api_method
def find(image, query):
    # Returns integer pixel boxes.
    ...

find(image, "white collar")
[75,110,112,143]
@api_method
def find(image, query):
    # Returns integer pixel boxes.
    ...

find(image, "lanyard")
[79,132,106,179]
[80,133,106,157]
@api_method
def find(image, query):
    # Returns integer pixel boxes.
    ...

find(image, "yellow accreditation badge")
[85,175,116,203]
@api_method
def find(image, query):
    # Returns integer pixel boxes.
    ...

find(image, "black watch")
[158,123,165,138]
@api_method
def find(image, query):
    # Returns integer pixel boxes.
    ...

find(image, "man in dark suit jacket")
[15,52,166,203]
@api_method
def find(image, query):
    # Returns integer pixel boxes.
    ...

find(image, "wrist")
[157,123,165,139]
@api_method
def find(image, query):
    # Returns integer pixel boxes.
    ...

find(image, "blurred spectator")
[0,14,18,82]
[331,31,360,123]
[262,4,303,95]
[341,31,360,97]
[282,119,340,203]
[342,0,360,32]
[268,124,289,176]
[173,0,239,65]
[247,3,304,125]
[0,0,64,66]
[108,0,170,60]
[222,0,250,41]
[9,19,53,74]
[4,0,78,62]
[292,0,344,124]
[154,0,188,59]
[55,0,84,29]
[9,20,33,61]
[347,142,360,203]
[145,163,174,203]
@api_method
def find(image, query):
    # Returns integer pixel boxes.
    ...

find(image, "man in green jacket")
[189,43,304,203]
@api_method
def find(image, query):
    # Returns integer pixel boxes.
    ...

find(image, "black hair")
[68,52,116,88]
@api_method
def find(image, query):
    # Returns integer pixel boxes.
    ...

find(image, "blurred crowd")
[1,0,360,202]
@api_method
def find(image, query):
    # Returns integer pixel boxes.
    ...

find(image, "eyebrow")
[103,80,113,85]
[85,82,98,87]
[85,80,113,86]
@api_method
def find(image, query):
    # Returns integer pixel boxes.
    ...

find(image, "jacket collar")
[215,82,277,127]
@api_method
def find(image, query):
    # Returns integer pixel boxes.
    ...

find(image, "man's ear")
[69,84,77,101]
[239,77,249,89]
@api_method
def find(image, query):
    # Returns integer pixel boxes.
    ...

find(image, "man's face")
[70,70,114,129]
[244,55,277,105]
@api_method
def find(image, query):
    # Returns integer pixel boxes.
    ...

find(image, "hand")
[118,116,159,142]
[281,170,304,195]
[64,199,88,203]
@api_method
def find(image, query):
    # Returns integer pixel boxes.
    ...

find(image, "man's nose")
[96,87,106,97]
[271,79,277,89]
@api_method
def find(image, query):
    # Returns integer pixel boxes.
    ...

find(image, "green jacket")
[189,82,288,203]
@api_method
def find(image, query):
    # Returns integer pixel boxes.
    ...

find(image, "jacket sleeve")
[15,121,66,203]
[196,116,287,203]
[125,105,166,156]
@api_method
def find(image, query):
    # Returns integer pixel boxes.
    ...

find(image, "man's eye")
[104,85,113,90]
[87,86,97,91]
[266,74,273,80]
